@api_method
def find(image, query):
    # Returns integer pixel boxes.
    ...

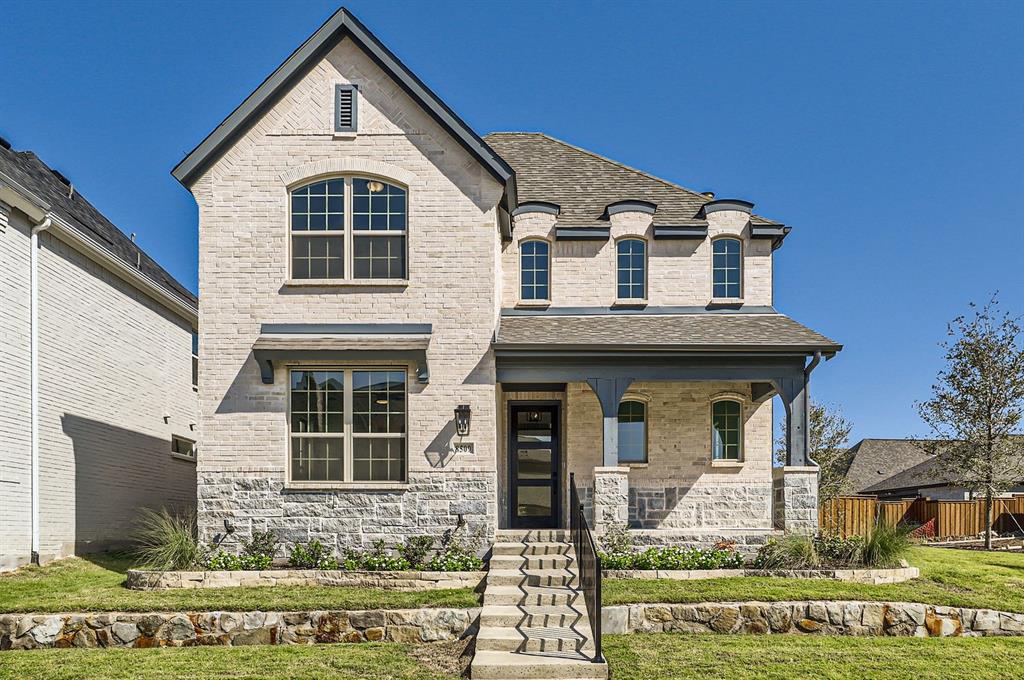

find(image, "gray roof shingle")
[484,132,781,227]
[495,312,841,352]
[842,439,938,494]
[0,144,196,307]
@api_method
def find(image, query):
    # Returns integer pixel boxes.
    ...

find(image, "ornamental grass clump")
[752,523,912,570]
[132,507,205,570]
[861,521,914,568]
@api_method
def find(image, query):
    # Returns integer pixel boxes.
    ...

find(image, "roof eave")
[493,343,842,356]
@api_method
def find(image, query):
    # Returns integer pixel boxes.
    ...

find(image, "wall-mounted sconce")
[454,404,472,436]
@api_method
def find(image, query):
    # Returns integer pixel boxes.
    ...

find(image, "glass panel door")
[509,405,560,528]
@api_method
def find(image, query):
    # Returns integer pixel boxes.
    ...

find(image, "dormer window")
[712,237,742,299]
[289,177,407,282]
[616,238,646,301]
[520,239,550,302]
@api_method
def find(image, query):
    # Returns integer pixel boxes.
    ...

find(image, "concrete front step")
[487,568,578,587]
[475,624,589,653]
[470,650,607,680]
[491,541,572,557]
[489,553,574,571]
[484,584,579,606]
[494,529,571,542]
[480,604,587,628]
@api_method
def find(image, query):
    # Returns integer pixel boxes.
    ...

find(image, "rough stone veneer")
[126,569,484,591]
[601,601,1024,638]
[592,467,630,534]
[603,566,919,585]
[773,467,819,534]
[0,608,477,651]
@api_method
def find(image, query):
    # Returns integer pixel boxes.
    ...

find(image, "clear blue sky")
[3,1,1022,442]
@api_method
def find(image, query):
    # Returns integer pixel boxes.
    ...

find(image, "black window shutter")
[335,84,358,133]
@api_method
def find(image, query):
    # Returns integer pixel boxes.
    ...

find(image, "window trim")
[518,237,552,305]
[286,175,410,285]
[710,236,743,301]
[710,396,744,463]
[617,398,649,464]
[171,435,197,463]
[614,236,648,304]
[285,365,410,489]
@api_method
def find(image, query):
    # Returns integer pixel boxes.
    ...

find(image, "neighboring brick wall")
[0,208,33,570]
[500,208,772,308]
[190,38,503,549]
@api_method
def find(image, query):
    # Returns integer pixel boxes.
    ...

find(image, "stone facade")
[773,467,819,534]
[0,204,197,571]
[126,568,484,591]
[601,601,1024,638]
[0,608,476,650]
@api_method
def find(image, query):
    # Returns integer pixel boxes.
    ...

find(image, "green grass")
[604,546,1024,613]
[604,633,1024,679]
[0,643,458,680]
[0,554,479,613]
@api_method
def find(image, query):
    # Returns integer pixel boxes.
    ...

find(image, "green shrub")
[861,521,913,568]
[288,540,338,569]
[815,533,864,565]
[599,524,635,555]
[398,536,435,569]
[243,531,278,561]
[599,546,745,571]
[207,549,273,571]
[132,507,205,570]
[427,549,484,571]
[360,540,411,571]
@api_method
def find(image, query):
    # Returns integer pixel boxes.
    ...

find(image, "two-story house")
[173,8,840,554]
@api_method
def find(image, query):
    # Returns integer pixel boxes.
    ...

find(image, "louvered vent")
[334,84,358,133]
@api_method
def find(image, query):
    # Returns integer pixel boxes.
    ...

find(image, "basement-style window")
[520,239,550,301]
[290,177,407,282]
[289,368,407,484]
[171,435,196,462]
[616,238,646,300]
[712,238,742,299]
[617,400,647,463]
[711,399,742,461]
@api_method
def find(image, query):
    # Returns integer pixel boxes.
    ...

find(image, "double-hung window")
[289,368,407,484]
[617,400,647,463]
[712,238,742,299]
[520,239,550,301]
[711,399,742,461]
[616,238,646,300]
[290,177,407,281]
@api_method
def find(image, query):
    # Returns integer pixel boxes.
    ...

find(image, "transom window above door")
[290,177,407,282]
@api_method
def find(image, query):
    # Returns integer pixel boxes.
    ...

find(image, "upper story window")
[617,400,647,463]
[712,238,742,299]
[616,238,646,300]
[191,330,199,391]
[520,239,550,301]
[711,399,742,461]
[171,435,196,462]
[290,177,407,281]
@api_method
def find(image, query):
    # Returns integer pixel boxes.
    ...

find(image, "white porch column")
[772,466,819,534]
[592,466,630,534]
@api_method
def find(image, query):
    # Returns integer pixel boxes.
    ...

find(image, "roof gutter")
[29,216,51,565]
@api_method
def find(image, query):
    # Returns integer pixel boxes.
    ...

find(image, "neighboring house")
[173,8,840,553]
[0,138,199,571]
[845,438,1024,501]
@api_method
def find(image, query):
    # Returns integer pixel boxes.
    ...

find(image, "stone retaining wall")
[0,608,478,651]
[604,566,919,585]
[602,601,1024,638]
[125,569,485,591]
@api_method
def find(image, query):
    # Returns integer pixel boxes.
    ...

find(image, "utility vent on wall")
[334,84,358,133]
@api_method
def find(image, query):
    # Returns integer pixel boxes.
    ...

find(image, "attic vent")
[334,84,358,133]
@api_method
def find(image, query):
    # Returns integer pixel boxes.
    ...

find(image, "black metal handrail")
[569,472,603,664]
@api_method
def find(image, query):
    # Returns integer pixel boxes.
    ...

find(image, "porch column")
[586,378,633,467]
[592,466,630,535]
[774,374,810,467]
[773,358,820,534]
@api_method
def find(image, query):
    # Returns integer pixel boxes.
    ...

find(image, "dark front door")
[509,404,560,529]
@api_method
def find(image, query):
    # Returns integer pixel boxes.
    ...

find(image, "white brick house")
[174,8,839,553]
[0,139,199,570]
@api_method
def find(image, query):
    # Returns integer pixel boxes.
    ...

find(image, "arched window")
[711,399,742,461]
[618,400,647,463]
[712,238,742,299]
[520,239,550,301]
[290,177,407,281]
[616,238,646,300]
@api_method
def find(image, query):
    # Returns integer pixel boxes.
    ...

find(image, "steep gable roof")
[0,143,197,309]
[842,439,937,494]
[484,132,783,228]
[171,7,514,194]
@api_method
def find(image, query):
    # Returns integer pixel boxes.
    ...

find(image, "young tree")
[917,297,1024,549]
[775,399,854,502]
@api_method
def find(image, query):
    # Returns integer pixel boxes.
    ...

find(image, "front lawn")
[604,633,1024,679]
[0,554,479,613]
[0,642,460,680]
[604,546,1024,613]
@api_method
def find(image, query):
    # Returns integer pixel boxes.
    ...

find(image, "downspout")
[30,216,51,565]
[802,351,822,467]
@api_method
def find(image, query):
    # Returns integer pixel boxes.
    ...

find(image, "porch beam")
[586,377,633,467]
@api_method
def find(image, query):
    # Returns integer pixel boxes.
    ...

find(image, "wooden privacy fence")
[819,495,1024,539]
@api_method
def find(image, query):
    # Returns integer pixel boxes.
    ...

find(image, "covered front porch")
[493,310,841,546]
